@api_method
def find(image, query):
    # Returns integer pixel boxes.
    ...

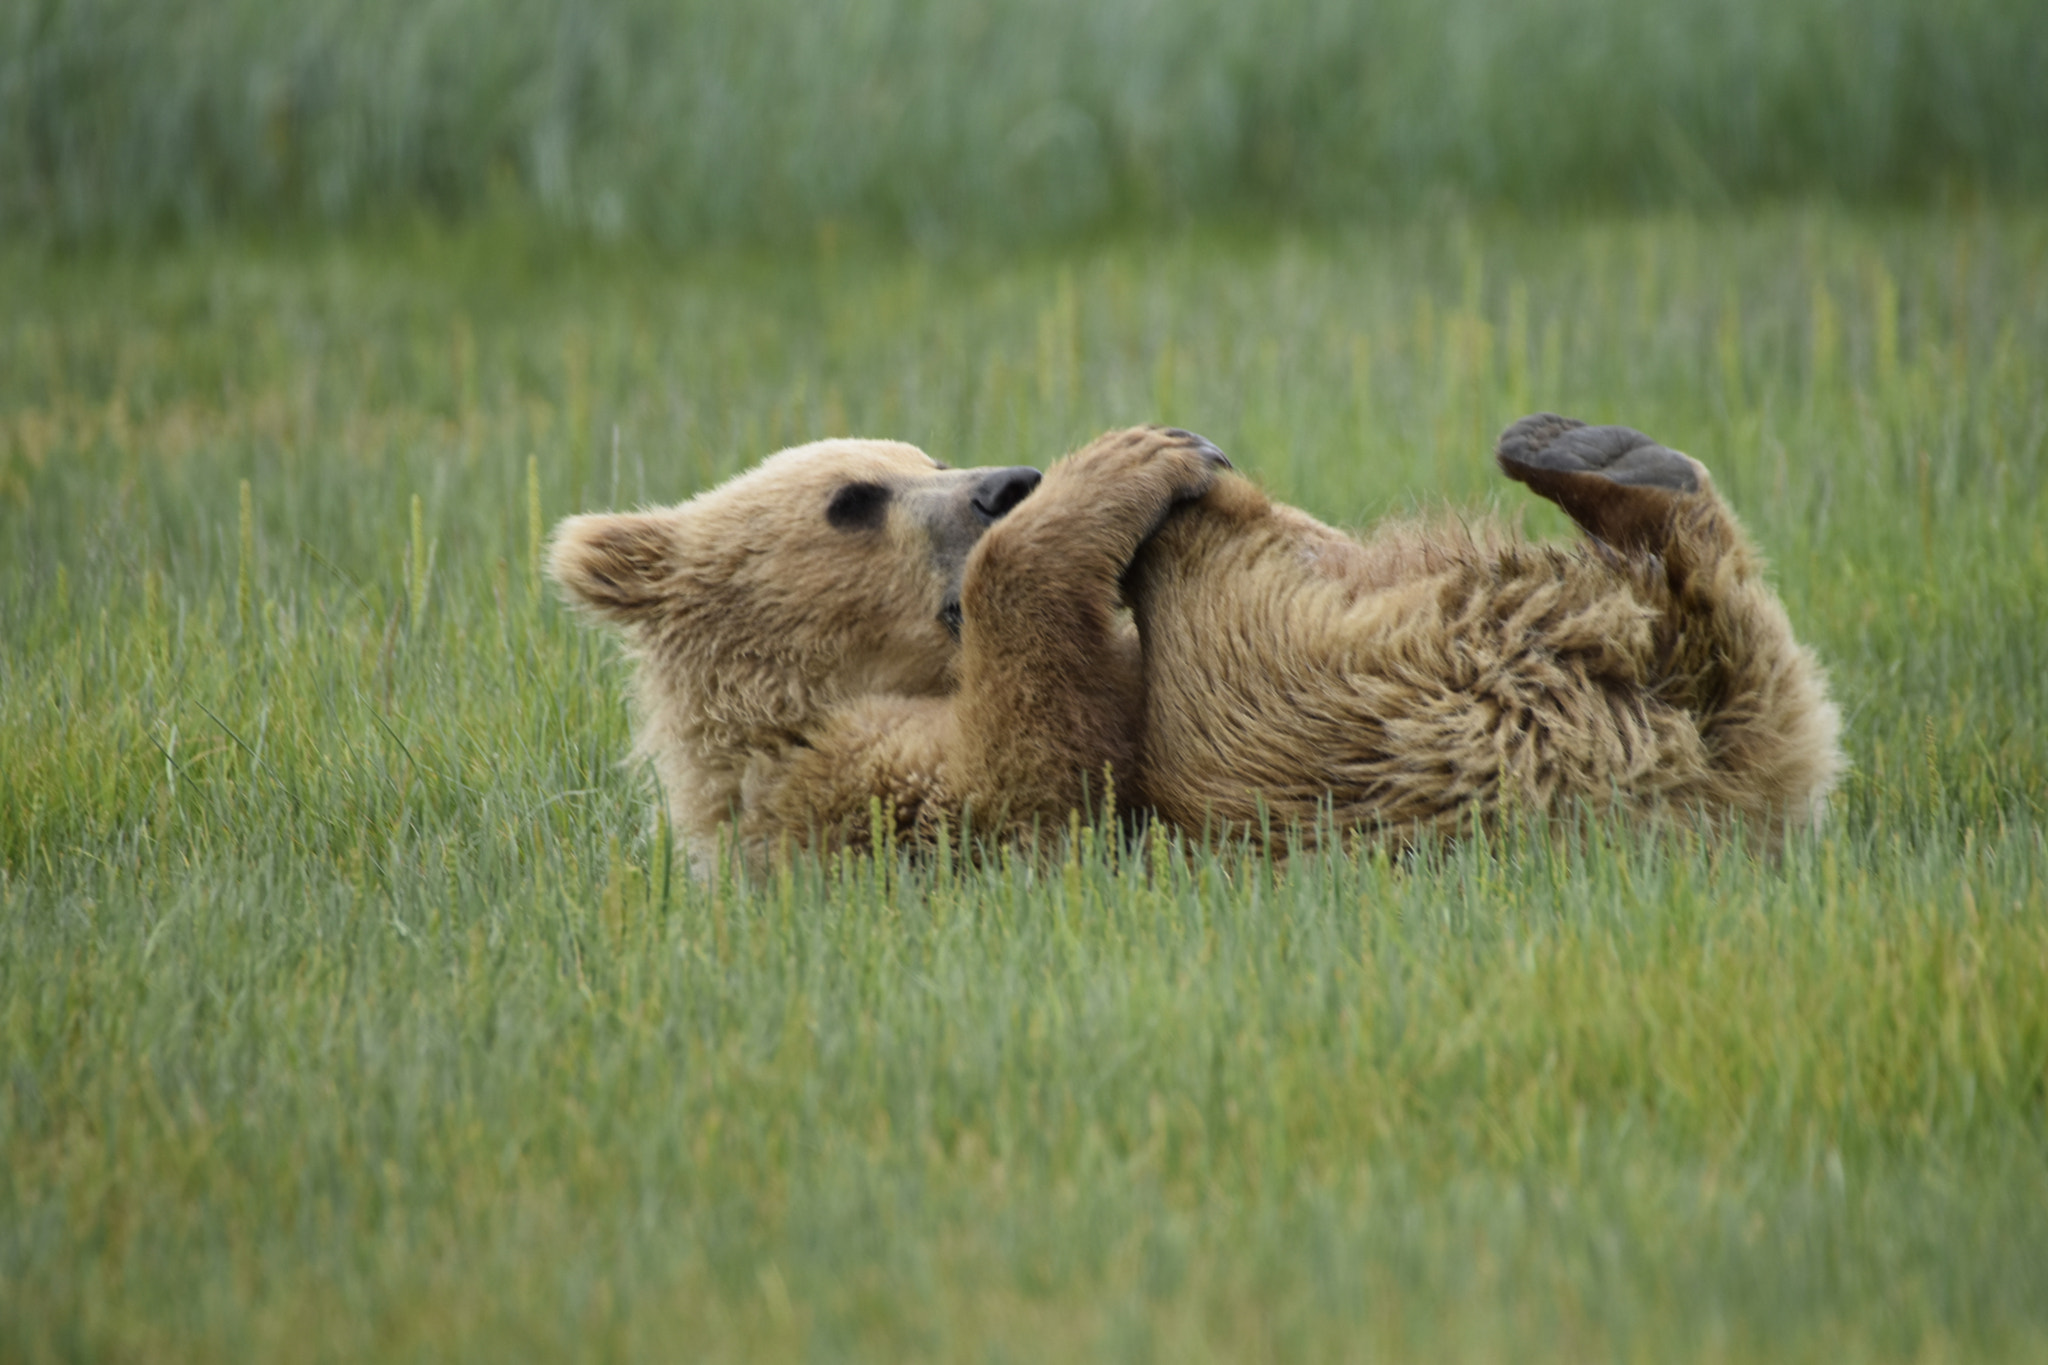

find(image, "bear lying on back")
[550,419,1839,868]
[550,428,1227,869]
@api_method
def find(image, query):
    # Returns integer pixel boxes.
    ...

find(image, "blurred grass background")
[6,2,2048,1361]
[5,0,2046,248]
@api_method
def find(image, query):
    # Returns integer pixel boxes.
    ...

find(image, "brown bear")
[550,418,1839,869]
[548,428,1226,870]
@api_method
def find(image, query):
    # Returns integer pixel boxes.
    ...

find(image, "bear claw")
[1161,428,1232,470]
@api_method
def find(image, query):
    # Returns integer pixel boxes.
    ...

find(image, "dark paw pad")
[1495,413,1707,552]
[1496,414,1699,493]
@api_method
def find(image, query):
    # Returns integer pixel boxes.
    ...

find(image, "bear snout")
[970,467,1043,524]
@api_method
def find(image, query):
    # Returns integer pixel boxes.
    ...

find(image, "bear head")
[549,438,1042,757]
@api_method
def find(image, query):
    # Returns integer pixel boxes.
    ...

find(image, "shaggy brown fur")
[549,428,1225,869]
[551,417,1840,868]
[1123,414,1842,845]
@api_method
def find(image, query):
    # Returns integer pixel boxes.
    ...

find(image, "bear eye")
[826,481,890,531]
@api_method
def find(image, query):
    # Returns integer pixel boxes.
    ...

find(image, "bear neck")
[629,641,850,840]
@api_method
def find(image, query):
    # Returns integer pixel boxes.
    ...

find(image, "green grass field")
[5,205,2046,1361]
[10,0,2046,247]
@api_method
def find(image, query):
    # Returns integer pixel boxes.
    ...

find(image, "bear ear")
[548,511,677,622]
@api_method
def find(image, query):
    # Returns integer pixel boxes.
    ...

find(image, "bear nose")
[970,466,1042,522]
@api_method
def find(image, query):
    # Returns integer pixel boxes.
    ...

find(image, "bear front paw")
[1154,427,1233,503]
[1066,424,1232,505]
[1157,427,1233,472]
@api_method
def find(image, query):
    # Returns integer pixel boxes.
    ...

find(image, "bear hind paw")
[1495,413,1708,552]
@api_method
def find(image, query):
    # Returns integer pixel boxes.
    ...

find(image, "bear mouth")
[938,599,964,640]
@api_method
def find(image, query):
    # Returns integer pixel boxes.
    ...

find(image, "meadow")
[3,204,2044,1361]
[8,0,2047,247]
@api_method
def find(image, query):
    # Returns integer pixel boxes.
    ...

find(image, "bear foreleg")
[948,426,1230,834]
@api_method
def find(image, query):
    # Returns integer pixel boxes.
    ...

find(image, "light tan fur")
[552,419,1840,867]
[1124,429,1842,847]
[549,429,1224,869]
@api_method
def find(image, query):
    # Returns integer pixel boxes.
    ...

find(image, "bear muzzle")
[970,466,1043,524]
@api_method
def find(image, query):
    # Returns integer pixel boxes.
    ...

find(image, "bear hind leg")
[1498,413,1839,830]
